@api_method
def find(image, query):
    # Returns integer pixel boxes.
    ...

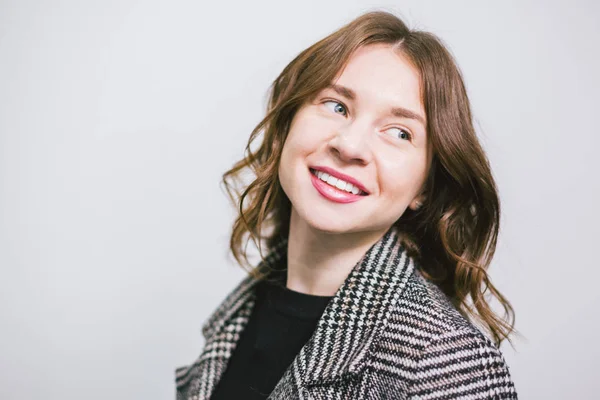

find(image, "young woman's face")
[278,43,430,235]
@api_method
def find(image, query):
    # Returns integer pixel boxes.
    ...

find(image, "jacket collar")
[285,226,415,387]
[185,225,415,395]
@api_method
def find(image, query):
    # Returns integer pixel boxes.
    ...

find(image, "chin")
[295,205,364,235]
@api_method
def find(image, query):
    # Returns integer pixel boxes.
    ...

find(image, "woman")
[176,10,518,400]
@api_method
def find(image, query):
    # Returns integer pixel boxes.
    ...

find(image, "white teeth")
[314,169,362,195]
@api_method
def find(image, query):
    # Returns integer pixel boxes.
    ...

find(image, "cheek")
[279,141,298,188]
[278,148,295,201]
[286,113,334,152]
[382,174,413,201]
[378,154,428,199]
[279,127,312,183]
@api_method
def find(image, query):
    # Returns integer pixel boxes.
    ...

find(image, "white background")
[1,0,598,399]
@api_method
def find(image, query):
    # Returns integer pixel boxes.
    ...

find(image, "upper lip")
[310,165,370,194]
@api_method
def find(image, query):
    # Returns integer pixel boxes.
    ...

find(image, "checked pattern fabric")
[175,226,518,399]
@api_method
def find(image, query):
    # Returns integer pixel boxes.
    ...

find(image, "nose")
[327,119,373,165]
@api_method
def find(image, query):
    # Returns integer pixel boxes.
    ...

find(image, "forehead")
[330,44,424,117]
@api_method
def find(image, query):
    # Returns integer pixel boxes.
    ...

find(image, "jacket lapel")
[175,239,288,399]
[270,226,415,397]
[176,226,415,399]
[174,277,257,399]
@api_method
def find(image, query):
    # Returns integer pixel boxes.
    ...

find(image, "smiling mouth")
[309,168,368,196]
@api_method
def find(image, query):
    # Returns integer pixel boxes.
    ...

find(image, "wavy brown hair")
[221,10,518,347]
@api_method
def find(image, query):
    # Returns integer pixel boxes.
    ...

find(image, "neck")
[285,208,390,296]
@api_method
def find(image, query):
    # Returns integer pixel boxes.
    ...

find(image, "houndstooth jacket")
[175,227,518,399]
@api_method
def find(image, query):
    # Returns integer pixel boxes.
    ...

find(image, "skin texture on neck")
[285,207,390,296]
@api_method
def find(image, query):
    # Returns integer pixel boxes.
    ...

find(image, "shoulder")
[200,274,259,339]
[371,268,518,399]
[399,267,478,335]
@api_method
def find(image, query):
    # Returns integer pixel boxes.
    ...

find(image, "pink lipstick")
[309,168,368,204]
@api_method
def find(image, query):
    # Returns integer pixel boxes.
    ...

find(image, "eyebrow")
[325,84,427,127]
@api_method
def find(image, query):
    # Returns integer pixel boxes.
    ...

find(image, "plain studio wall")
[1,0,598,399]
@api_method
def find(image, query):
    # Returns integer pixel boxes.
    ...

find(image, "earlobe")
[411,196,425,210]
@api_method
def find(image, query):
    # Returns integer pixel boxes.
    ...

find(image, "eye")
[323,100,348,117]
[385,127,413,142]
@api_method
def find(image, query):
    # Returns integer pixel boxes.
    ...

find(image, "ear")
[409,194,426,211]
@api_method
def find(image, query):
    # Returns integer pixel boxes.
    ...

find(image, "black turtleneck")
[209,261,333,400]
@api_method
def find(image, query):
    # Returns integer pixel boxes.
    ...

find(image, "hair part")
[221,10,518,348]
